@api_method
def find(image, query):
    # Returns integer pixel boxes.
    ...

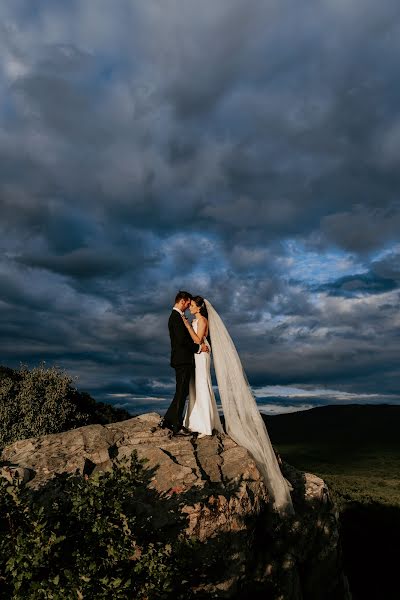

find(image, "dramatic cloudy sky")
[1,0,400,415]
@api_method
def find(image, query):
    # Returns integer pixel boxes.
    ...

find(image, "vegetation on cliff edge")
[0,450,199,600]
[0,364,132,452]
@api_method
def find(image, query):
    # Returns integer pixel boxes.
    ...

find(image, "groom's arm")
[170,313,201,354]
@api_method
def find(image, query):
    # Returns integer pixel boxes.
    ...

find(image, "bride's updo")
[192,295,208,319]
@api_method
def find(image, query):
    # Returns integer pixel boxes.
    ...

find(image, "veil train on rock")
[204,299,295,517]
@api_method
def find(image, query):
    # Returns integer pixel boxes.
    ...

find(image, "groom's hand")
[201,343,209,353]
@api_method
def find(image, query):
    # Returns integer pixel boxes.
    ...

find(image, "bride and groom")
[161,291,295,517]
[162,291,222,439]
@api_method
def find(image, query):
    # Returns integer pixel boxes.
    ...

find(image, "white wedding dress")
[184,319,224,435]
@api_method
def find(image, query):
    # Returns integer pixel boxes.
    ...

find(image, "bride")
[182,296,224,439]
[181,296,294,517]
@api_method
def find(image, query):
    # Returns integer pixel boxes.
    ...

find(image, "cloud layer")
[1,1,400,413]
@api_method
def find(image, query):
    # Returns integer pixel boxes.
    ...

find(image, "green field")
[276,442,400,509]
[264,404,400,600]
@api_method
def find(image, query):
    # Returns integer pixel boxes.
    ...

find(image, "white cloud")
[258,403,315,415]
[254,384,400,403]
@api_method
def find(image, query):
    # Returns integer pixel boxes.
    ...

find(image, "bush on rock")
[0,451,194,600]
[0,364,131,451]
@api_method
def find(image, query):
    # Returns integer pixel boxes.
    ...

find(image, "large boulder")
[1,412,351,599]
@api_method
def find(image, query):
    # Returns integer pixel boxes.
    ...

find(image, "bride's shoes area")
[158,419,215,439]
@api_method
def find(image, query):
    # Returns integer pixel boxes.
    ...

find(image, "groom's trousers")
[164,365,194,431]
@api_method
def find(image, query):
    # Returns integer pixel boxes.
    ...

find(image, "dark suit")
[163,309,200,432]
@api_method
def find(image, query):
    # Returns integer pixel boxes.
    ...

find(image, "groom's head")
[174,290,192,312]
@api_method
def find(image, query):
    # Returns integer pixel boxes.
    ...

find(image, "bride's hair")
[192,295,208,319]
[192,295,211,346]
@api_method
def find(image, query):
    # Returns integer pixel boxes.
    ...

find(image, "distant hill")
[263,403,400,446]
[262,403,400,600]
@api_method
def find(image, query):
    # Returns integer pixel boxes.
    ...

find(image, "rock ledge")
[1,413,351,599]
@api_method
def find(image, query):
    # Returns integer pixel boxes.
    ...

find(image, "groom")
[161,290,209,436]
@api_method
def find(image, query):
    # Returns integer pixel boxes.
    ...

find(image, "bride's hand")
[182,315,190,328]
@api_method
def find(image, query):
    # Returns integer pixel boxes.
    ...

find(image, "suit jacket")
[168,310,200,367]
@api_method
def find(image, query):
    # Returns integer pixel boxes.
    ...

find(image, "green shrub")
[0,364,131,451]
[0,451,194,599]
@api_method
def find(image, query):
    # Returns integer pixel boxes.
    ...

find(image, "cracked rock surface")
[1,412,351,599]
[1,413,262,495]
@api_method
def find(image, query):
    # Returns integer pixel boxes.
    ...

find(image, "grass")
[264,405,400,600]
[277,441,400,513]
[264,404,400,505]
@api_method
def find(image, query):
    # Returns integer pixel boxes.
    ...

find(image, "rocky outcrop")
[1,413,351,599]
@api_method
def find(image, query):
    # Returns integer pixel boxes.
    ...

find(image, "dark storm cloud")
[371,248,400,282]
[315,271,398,297]
[16,248,127,278]
[1,0,400,411]
[318,204,400,254]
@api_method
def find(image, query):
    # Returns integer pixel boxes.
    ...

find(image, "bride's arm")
[182,315,207,344]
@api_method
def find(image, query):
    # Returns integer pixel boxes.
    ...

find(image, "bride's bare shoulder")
[197,314,208,328]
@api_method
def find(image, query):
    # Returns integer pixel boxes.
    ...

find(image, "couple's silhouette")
[161,292,222,439]
[161,290,295,517]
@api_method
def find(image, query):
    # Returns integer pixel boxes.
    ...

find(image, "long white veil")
[204,299,295,517]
